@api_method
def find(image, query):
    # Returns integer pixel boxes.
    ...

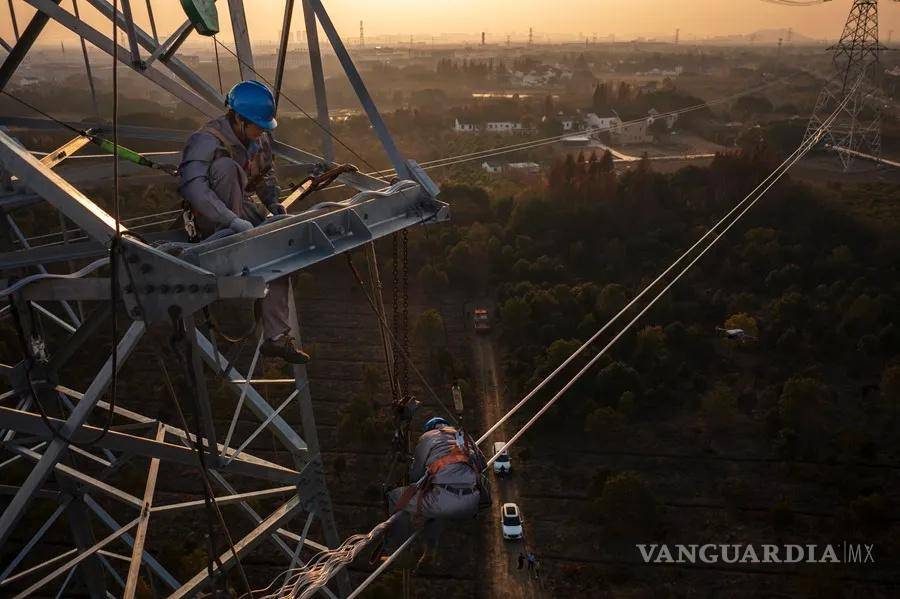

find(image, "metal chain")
[391,235,400,405]
[401,230,409,405]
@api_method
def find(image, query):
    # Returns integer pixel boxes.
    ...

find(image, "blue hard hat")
[225,80,277,130]
[424,417,449,432]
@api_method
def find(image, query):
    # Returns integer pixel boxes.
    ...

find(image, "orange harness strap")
[426,449,472,477]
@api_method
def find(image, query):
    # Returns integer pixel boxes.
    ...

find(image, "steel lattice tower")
[803,0,884,169]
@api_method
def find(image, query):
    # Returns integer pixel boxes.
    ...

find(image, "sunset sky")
[2,0,899,45]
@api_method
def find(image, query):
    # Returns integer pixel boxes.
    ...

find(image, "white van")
[493,441,511,475]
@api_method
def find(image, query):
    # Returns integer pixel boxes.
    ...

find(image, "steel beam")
[143,19,192,69]
[0,0,63,92]
[169,494,305,599]
[308,0,410,178]
[0,548,78,589]
[123,424,164,599]
[58,385,298,475]
[0,128,120,245]
[11,518,139,599]
[0,500,70,584]
[145,0,158,43]
[5,213,82,326]
[194,329,309,454]
[227,0,256,81]
[59,481,108,599]
[83,495,180,591]
[180,183,447,283]
[70,0,100,117]
[301,0,335,162]
[7,444,143,508]
[6,0,19,41]
[151,485,296,514]
[118,0,142,66]
[0,406,301,483]
[84,0,224,107]
[0,321,144,548]
[273,0,295,109]
[23,0,221,117]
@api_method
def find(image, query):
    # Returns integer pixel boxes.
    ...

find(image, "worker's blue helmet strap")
[424,416,449,432]
[226,80,278,131]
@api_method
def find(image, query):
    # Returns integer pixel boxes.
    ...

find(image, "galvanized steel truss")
[0,1,445,597]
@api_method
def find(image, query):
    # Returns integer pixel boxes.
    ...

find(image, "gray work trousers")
[204,157,291,340]
[385,485,479,551]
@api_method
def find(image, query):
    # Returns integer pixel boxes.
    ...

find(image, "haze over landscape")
[2,1,900,598]
[3,0,900,44]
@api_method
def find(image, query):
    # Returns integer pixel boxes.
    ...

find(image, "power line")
[328,76,860,599]
[481,76,860,468]
[14,75,795,251]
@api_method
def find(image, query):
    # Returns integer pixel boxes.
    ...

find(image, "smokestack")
[529,27,533,45]
[360,20,364,48]
[675,28,680,44]
[481,31,485,46]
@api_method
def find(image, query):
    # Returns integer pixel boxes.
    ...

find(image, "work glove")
[268,202,287,216]
[229,217,253,233]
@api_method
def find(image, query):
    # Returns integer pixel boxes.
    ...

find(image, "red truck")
[473,308,491,334]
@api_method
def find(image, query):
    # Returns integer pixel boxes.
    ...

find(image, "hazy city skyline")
[3,0,899,46]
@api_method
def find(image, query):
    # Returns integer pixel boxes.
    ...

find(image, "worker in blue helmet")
[179,80,309,364]
[383,415,483,568]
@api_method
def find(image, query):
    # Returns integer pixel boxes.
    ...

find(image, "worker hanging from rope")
[382,416,489,568]
[178,80,310,364]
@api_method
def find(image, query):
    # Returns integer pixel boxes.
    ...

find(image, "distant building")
[611,120,651,144]
[453,118,479,133]
[647,108,678,130]
[584,112,621,133]
[485,121,525,133]
[635,66,683,77]
[507,161,541,174]
[480,161,541,174]
[481,160,504,173]
[557,114,581,131]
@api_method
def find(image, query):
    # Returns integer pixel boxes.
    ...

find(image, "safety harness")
[390,427,479,515]
[179,124,273,241]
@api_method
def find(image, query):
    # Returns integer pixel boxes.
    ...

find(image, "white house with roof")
[584,112,622,134]
[453,118,479,133]
[647,108,678,130]
[485,121,525,133]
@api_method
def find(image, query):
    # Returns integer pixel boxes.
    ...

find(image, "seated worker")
[178,80,309,364]
[385,416,481,566]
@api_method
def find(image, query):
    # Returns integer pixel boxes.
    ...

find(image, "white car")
[501,502,523,540]
[493,441,511,475]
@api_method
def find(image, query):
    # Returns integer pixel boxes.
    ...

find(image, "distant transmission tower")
[803,0,884,170]
[359,20,364,48]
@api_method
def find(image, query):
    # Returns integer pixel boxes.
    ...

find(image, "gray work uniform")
[386,426,480,549]
[178,115,290,340]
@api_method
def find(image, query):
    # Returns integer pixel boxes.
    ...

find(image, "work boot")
[259,334,310,364]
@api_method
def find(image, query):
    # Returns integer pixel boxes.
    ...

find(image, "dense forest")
[396,145,900,594]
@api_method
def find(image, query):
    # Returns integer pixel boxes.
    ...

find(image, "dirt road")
[473,335,544,599]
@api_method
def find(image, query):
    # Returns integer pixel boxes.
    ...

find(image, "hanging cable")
[212,35,224,95]
[346,253,458,424]
[259,77,862,599]
[480,74,862,466]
